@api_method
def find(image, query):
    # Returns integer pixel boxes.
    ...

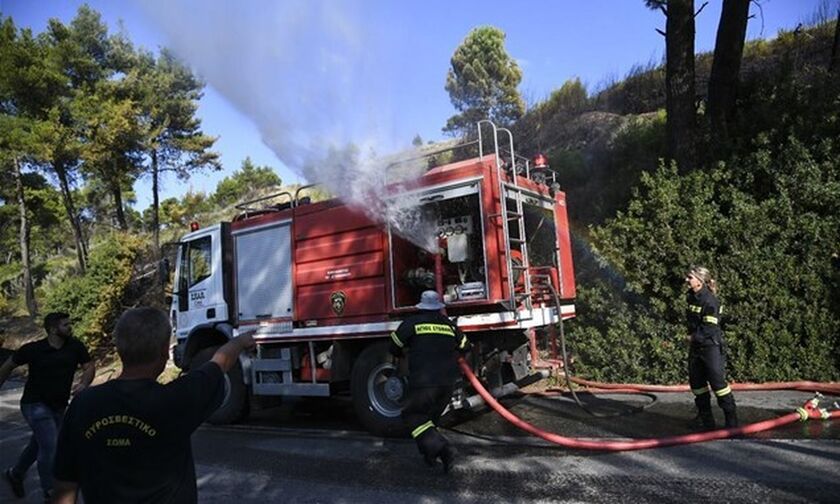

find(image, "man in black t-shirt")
[0,312,94,501]
[52,306,255,504]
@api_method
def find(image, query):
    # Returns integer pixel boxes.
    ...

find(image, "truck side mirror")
[158,258,170,286]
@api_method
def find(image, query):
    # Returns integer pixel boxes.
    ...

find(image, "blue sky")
[0,0,826,210]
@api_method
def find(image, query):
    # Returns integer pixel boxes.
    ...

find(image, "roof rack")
[234,184,319,220]
[477,120,556,186]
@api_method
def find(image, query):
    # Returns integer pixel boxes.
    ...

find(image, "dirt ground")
[0,316,42,371]
[0,315,41,349]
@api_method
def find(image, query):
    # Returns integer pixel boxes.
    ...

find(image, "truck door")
[174,226,228,339]
[233,221,293,323]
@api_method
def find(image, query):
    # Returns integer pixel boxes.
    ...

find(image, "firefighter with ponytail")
[684,266,738,429]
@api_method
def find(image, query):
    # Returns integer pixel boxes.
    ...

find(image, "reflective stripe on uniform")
[702,315,718,324]
[688,305,702,313]
[692,386,710,396]
[411,420,435,438]
[390,331,403,348]
[458,334,469,350]
[714,385,732,397]
[414,323,456,337]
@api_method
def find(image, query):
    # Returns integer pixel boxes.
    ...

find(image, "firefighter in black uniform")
[390,290,469,473]
[685,266,738,429]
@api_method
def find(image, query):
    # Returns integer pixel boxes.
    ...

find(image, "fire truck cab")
[168,121,576,435]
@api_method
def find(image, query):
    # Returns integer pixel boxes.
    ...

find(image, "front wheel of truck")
[351,341,408,437]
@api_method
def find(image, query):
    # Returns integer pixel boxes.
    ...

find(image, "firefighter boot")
[416,428,446,467]
[439,444,455,474]
[719,393,738,428]
[724,409,739,429]
[688,411,716,430]
[688,393,715,430]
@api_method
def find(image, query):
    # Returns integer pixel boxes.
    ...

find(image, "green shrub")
[538,78,589,118]
[571,138,840,383]
[569,281,685,384]
[44,233,143,348]
[0,292,10,316]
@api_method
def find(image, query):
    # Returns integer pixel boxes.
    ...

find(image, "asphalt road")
[2,378,839,503]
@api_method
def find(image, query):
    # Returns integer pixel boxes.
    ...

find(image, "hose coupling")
[796,394,828,421]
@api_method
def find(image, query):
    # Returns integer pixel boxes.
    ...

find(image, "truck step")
[252,382,330,397]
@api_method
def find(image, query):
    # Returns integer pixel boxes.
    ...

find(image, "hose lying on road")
[457,357,840,452]
[529,278,665,418]
[534,280,840,410]
[561,376,840,396]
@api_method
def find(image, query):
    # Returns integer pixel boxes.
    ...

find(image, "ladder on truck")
[477,120,535,319]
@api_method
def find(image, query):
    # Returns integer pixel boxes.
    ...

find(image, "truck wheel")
[192,346,249,425]
[351,341,408,437]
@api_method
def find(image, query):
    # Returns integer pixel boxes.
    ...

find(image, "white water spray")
[140,0,440,249]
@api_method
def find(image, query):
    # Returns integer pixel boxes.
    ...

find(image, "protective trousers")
[689,345,738,428]
[402,385,453,467]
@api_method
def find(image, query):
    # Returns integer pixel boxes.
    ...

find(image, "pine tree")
[443,26,525,137]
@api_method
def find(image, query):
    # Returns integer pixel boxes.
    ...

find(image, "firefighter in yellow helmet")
[685,266,738,429]
[390,290,470,473]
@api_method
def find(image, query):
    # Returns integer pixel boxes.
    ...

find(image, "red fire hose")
[457,357,840,452]
[563,376,840,395]
[439,246,840,449]
[532,281,840,418]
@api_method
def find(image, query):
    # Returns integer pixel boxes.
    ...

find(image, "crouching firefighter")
[390,290,470,473]
[684,266,738,430]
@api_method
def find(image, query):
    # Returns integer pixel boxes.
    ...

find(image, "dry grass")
[0,315,42,350]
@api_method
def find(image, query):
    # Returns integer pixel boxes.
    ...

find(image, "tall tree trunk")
[708,0,750,151]
[831,8,840,73]
[112,160,128,231]
[113,183,128,231]
[54,160,88,273]
[152,150,160,255]
[14,157,37,318]
[665,0,697,173]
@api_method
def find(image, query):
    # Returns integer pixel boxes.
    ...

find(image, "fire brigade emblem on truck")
[330,291,347,316]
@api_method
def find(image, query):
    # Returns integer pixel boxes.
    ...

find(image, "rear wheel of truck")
[351,341,408,437]
[192,346,249,425]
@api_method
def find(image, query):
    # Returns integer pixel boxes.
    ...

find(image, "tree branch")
[751,0,765,37]
[694,1,709,18]
[656,28,667,37]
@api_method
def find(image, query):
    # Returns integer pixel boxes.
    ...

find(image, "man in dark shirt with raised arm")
[51,307,255,504]
[0,312,94,501]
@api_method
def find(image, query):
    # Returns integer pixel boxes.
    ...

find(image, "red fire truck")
[168,121,576,435]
